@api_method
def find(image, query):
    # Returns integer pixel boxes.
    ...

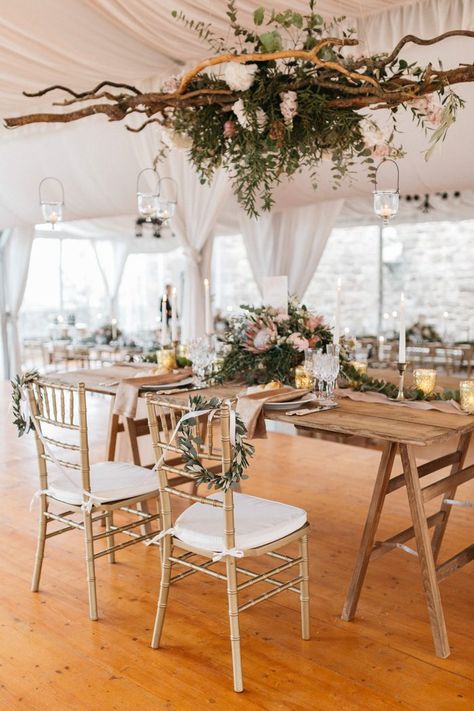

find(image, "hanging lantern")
[39,177,64,229]
[373,159,400,225]
[156,176,178,225]
[136,168,160,221]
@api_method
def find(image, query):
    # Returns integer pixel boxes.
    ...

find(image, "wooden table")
[47,366,474,659]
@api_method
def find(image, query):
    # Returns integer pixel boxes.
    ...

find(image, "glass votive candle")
[295,365,314,389]
[350,360,368,375]
[413,369,437,395]
[460,380,474,413]
[176,343,189,360]
[156,349,177,370]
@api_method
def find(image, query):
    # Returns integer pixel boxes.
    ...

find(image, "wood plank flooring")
[0,383,473,710]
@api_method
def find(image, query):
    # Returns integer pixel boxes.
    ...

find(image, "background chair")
[146,396,310,693]
[27,380,162,620]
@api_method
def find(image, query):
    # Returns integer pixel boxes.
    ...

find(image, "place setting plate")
[140,376,195,391]
[263,392,317,411]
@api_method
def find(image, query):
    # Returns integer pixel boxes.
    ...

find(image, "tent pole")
[377,224,384,337]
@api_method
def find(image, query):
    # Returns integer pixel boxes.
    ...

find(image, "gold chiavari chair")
[27,380,163,620]
[146,395,311,693]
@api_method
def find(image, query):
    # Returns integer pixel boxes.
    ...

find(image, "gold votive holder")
[350,360,368,375]
[156,349,177,370]
[176,343,189,360]
[413,369,437,395]
[295,365,314,389]
[460,380,474,414]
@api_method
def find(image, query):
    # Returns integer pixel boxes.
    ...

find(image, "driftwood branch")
[4,31,474,130]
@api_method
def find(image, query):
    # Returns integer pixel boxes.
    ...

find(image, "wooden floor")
[0,383,473,711]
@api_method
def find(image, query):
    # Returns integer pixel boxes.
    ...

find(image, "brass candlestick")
[396,361,407,400]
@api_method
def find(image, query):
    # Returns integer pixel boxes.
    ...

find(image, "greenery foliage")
[214,298,332,385]
[177,395,255,490]
[341,363,460,403]
[11,369,40,437]
[164,0,463,215]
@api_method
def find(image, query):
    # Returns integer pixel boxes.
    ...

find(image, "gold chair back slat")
[146,395,232,527]
[28,380,91,497]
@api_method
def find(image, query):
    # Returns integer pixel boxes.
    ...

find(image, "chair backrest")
[146,396,236,550]
[27,380,91,497]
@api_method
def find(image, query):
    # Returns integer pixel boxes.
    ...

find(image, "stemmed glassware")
[188,337,213,386]
[311,345,340,404]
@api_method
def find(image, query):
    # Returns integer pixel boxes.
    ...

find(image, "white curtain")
[167,160,230,341]
[240,200,343,299]
[0,226,35,378]
[131,119,231,341]
[92,240,129,323]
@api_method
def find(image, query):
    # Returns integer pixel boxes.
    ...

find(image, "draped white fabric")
[0,227,34,378]
[131,122,231,341]
[92,241,129,323]
[240,201,344,299]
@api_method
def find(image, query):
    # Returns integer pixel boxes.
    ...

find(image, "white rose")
[224,62,258,91]
[232,99,267,133]
[280,90,298,125]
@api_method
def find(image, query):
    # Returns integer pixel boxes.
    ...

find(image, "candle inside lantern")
[171,287,178,342]
[161,295,169,346]
[398,292,406,363]
[378,335,385,361]
[334,276,341,346]
[204,278,213,335]
[460,380,474,413]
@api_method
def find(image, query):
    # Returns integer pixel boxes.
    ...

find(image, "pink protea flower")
[223,120,236,138]
[305,314,323,330]
[425,105,444,127]
[243,320,276,353]
[287,332,309,352]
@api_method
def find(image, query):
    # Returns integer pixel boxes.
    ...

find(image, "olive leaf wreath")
[177,395,255,491]
[11,369,40,437]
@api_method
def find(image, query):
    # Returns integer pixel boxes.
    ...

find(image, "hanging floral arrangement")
[5,1,474,216]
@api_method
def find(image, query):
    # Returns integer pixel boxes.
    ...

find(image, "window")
[212,234,260,316]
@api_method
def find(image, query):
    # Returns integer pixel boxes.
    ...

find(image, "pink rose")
[425,105,444,127]
[287,332,309,352]
[372,143,391,159]
[223,120,236,138]
[274,311,290,323]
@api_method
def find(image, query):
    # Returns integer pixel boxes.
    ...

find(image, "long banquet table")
[46,365,474,659]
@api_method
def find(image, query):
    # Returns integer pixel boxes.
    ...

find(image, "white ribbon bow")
[212,548,244,562]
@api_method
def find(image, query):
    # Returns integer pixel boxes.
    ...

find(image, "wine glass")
[312,350,326,400]
[188,337,213,386]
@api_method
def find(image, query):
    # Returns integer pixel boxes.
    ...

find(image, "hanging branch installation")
[4,1,474,215]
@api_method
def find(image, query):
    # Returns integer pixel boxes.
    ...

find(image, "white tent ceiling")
[0,0,473,231]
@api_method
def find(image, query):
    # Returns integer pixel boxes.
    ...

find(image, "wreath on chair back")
[176,395,255,491]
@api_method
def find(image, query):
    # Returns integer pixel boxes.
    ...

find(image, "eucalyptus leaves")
[11,369,40,437]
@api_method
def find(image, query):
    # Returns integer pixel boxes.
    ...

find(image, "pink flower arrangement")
[305,314,323,330]
[287,332,309,352]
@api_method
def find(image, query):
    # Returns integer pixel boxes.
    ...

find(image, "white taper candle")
[399,292,406,363]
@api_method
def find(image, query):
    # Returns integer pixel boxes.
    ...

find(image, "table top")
[46,366,474,448]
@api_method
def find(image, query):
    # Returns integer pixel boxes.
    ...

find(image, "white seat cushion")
[174,492,307,553]
[48,461,159,506]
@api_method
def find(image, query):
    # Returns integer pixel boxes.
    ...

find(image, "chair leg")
[151,538,173,649]
[299,535,310,640]
[83,511,98,621]
[31,497,48,592]
[226,557,243,693]
[105,510,116,563]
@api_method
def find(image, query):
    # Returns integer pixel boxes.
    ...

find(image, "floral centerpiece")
[215,298,332,385]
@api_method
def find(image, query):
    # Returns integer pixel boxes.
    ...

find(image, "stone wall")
[304,219,474,340]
